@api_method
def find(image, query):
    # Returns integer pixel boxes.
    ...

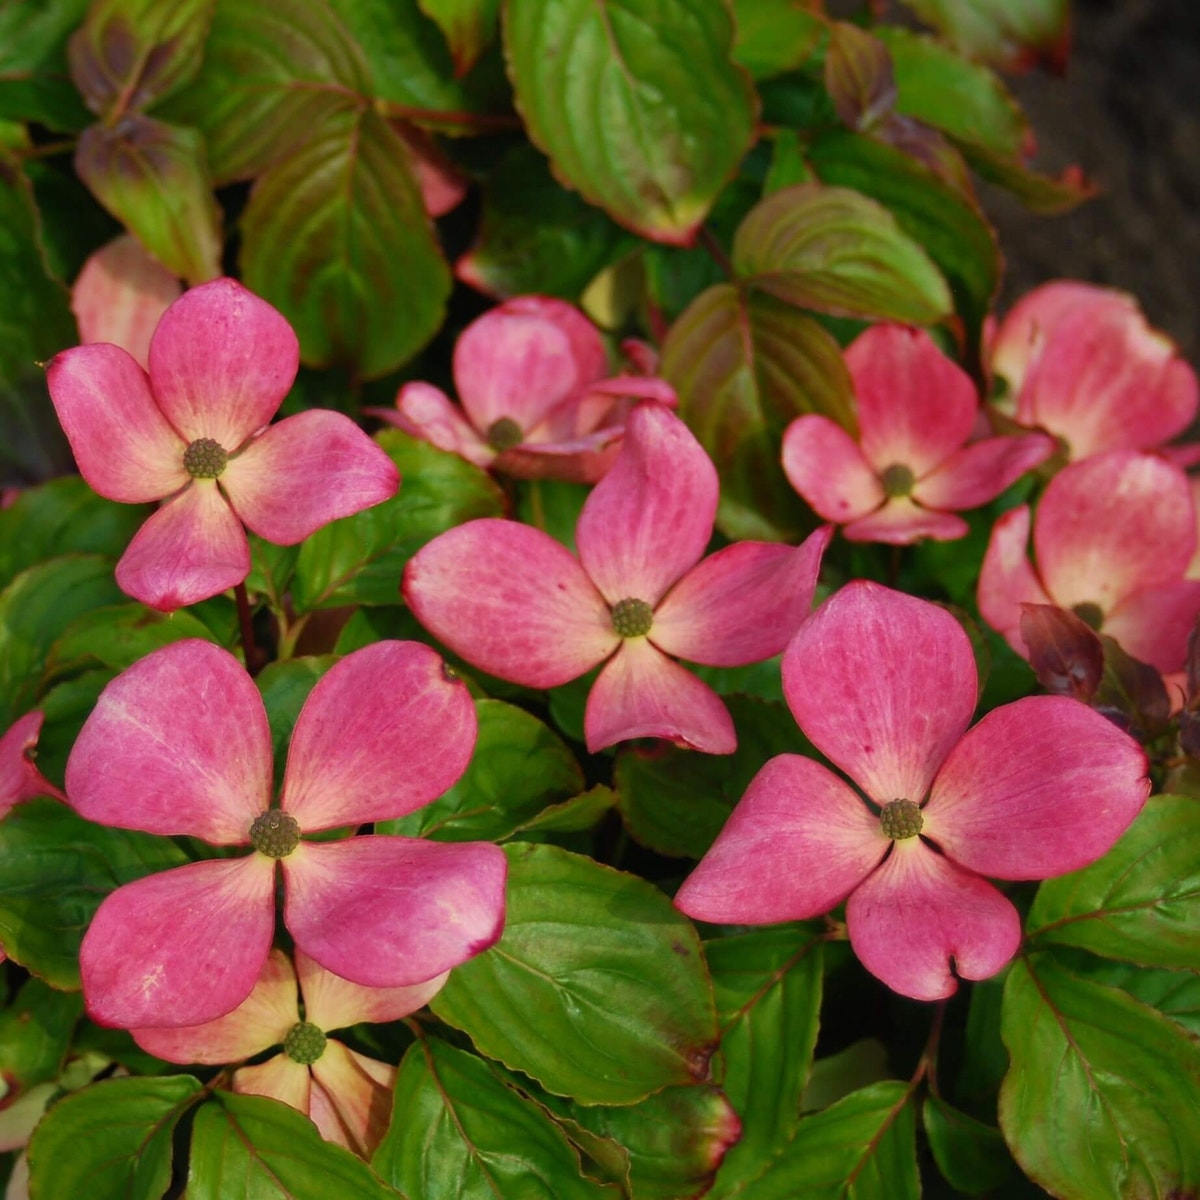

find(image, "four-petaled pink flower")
[979,450,1200,674]
[404,403,830,755]
[47,277,399,612]
[782,324,1054,544]
[370,295,676,484]
[133,949,443,1159]
[989,280,1199,462]
[66,638,507,1030]
[675,582,1149,1000]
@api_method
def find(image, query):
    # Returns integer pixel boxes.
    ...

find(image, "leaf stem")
[234,582,267,677]
[697,225,734,278]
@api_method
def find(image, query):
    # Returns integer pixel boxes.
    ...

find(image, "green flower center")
[283,1021,326,1065]
[611,597,654,638]
[880,463,915,498]
[183,438,228,479]
[486,417,523,451]
[880,798,923,840]
[249,810,301,858]
[1071,602,1104,631]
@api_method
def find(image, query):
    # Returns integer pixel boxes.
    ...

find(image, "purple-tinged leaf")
[825,22,896,132]
[1018,602,1103,702]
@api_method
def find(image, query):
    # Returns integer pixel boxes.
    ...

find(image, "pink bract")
[782,325,1053,545]
[675,582,1149,1001]
[404,402,830,755]
[46,277,399,611]
[978,450,1200,674]
[369,295,677,483]
[65,639,506,1030]
[1,712,64,817]
[989,280,1198,461]
[133,949,444,1158]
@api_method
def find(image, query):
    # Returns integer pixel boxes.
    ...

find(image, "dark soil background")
[989,0,1200,360]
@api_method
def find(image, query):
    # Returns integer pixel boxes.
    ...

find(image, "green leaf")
[161,0,369,182]
[380,699,583,842]
[1058,955,1200,1039]
[614,697,808,859]
[240,107,450,379]
[960,146,1095,215]
[705,925,823,1198]
[899,0,1068,72]
[456,143,631,302]
[515,784,615,835]
[26,1074,202,1200]
[923,1095,1016,1195]
[503,0,757,244]
[43,603,218,685]
[432,841,718,1104]
[188,1090,402,1198]
[416,0,500,74]
[728,1081,919,1199]
[1025,795,1200,970]
[661,282,854,541]
[31,668,113,789]
[807,129,999,340]
[0,477,145,591]
[733,183,953,324]
[255,656,337,791]
[0,0,92,131]
[1000,954,1200,1199]
[68,0,215,118]
[291,429,504,611]
[0,555,125,727]
[730,0,825,81]
[0,798,188,988]
[0,978,82,1097]
[374,1038,619,1199]
[74,114,222,283]
[823,23,896,133]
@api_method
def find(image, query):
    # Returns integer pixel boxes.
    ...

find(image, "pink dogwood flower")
[989,280,1198,462]
[979,450,1200,674]
[370,295,676,484]
[782,325,1054,544]
[404,402,830,755]
[47,277,399,611]
[133,949,442,1158]
[675,582,1149,1001]
[1,712,64,816]
[66,638,506,1031]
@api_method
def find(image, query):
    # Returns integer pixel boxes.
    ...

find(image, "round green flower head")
[611,597,654,638]
[880,463,915,498]
[249,810,301,858]
[283,1021,326,1065]
[183,437,228,479]
[880,798,923,840]
[486,417,523,451]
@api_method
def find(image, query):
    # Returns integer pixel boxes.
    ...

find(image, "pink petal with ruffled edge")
[913,433,1055,511]
[576,403,718,606]
[116,480,251,611]
[46,344,188,503]
[843,497,968,545]
[131,949,298,1064]
[1016,302,1197,460]
[147,278,299,449]
[370,382,494,468]
[783,583,977,803]
[781,415,884,524]
[309,1042,395,1157]
[297,951,446,1032]
[281,641,476,831]
[847,325,976,478]
[1033,451,1196,612]
[584,639,735,754]
[652,528,831,666]
[453,297,607,438]
[1,712,63,814]
[220,411,399,544]
[977,506,1053,656]
[990,281,1128,398]
[66,639,271,842]
[846,839,1022,1000]
[233,1054,311,1114]
[404,519,617,687]
[675,754,888,924]
[81,855,276,1029]
[71,235,181,370]
[923,694,1148,879]
[283,836,507,988]
[1102,581,1200,674]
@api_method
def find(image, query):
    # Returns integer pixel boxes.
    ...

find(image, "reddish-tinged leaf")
[1018,602,1103,703]
[730,0,825,81]
[1094,634,1171,737]
[900,0,1070,73]
[417,0,500,75]
[825,22,896,132]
